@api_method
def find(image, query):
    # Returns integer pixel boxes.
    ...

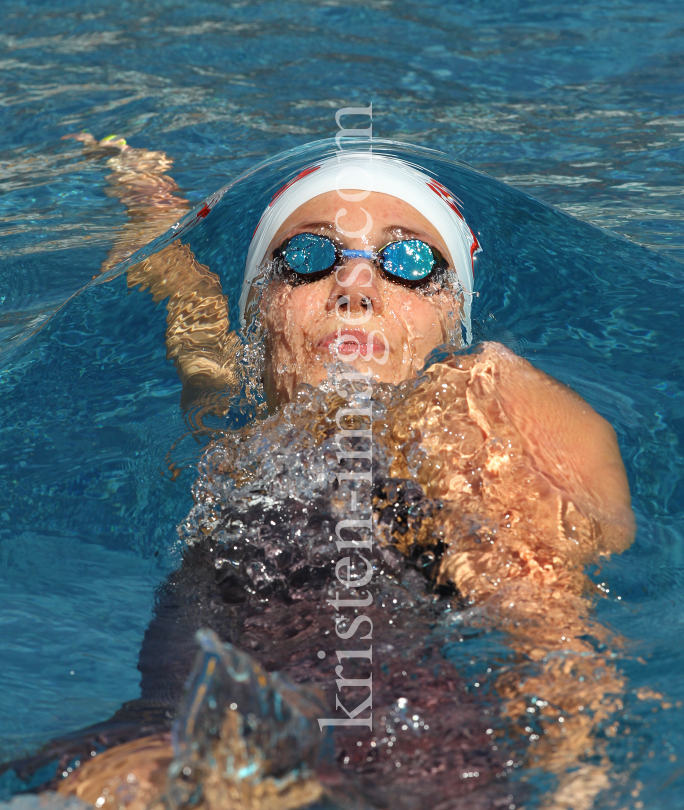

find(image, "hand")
[63,132,173,175]
[62,131,129,153]
[62,131,187,274]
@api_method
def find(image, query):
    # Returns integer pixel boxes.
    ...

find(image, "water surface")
[1,2,683,808]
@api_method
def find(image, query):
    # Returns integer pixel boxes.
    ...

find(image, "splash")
[166,630,328,810]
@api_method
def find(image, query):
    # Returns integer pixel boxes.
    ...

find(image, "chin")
[267,352,411,404]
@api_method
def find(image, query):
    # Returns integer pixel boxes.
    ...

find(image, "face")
[257,190,461,406]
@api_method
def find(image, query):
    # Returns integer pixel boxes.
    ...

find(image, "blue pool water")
[1,1,684,807]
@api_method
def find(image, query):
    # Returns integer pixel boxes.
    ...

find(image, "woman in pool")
[47,134,635,809]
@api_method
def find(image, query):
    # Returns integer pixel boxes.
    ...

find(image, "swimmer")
[46,134,635,810]
[76,131,631,534]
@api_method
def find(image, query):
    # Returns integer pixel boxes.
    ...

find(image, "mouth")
[317,328,389,357]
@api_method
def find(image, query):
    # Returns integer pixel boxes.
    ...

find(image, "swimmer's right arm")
[128,241,241,399]
[67,134,239,400]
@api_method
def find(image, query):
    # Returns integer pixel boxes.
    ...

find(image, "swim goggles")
[272,232,448,285]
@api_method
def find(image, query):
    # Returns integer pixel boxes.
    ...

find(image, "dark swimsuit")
[3,476,519,810]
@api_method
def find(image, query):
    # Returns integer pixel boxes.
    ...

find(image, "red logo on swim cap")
[427,179,480,267]
[270,165,321,207]
[251,166,322,238]
[427,179,464,219]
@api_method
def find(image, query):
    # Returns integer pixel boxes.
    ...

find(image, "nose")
[326,258,384,322]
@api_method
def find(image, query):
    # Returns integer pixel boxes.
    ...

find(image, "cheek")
[261,285,293,342]
[288,285,327,331]
[261,283,325,349]
[395,295,455,343]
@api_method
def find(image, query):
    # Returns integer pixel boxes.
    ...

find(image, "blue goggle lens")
[283,233,336,275]
[380,239,435,281]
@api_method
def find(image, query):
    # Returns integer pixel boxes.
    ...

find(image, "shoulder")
[426,342,635,548]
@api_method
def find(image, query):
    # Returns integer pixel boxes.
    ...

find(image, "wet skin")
[259,190,462,406]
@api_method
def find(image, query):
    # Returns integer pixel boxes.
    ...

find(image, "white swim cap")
[239,152,480,342]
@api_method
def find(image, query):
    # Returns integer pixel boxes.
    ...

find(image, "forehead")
[273,190,446,244]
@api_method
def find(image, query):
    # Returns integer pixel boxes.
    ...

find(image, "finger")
[62,132,97,145]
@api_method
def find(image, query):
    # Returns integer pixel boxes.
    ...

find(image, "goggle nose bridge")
[339,248,377,262]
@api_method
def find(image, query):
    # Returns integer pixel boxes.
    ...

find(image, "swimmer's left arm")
[426,344,633,800]
[486,342,635,546]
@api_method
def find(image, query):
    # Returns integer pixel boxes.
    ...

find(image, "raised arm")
[68,134,240,401]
